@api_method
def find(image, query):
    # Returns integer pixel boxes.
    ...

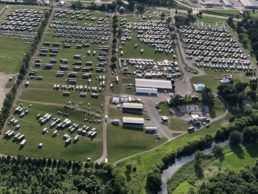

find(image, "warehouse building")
[135,79,172,93]
[122,117,144,129]
[122,103,144,114]
[136,87,158,95]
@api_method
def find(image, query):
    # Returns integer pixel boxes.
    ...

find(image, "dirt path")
[95,15,114,163]
[0,73,12,107]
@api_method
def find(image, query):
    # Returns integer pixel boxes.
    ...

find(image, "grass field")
[0,101,102,161]
[195,15,226,24]
[191,71,248,93]
[168,117,189,131]
[107,125,165,162]
[116,114,229,194]
[222,143,258,172]
[202,9,240,18]
[0,36,29,74]
[172,181,197,194]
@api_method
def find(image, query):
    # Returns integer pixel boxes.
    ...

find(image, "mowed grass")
[202,9,240,18]
[168,117,189,131]
[191,71,248,93]
[20,89,104,111]
[172,181,196,194]
[116,115,230,194]
[221,143,258,172]
[195,15,226,24]
[107,125,165,162]
[0,36,29,74]
[0,101,102,161]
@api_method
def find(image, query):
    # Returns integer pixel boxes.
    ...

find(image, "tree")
[229,131,243,145]
[71,1,83,10]
[227,16,234,28]
[111,56,117,63]
[201,87,215,110]
[146,171,161,192]
[136,4,145,14]
[212,144,224,158]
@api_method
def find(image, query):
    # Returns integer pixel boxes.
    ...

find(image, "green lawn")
[222,143,258,172]
[191,71,248,93]
[195,15,226,24]
[20,89,104,111]
[172,181,197,194]
[107,125,165,162]
[0,101,102,161]
[0,36,29,74]
[168,117,189,131]
[159,102,172,116]
[202,9,240,18]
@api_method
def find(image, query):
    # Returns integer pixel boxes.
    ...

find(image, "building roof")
[122,103,143,109]
[136,87,158,94]
[122,117,144,124]
[135,79,172,90]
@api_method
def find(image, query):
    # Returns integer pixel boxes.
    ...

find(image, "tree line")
[0,155,127,193]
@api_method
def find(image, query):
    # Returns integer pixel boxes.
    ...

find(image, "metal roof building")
[135,79,172,92]
[122,103,144,110]
[136,87,158,95]
[122,103,144,114]
[122,117,144,129]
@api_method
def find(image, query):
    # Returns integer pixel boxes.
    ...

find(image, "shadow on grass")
[230,144,244,159]
[244,142,258,158]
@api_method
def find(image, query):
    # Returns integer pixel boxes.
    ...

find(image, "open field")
[107,125,165,162]
[0,36,29,74]
[191,71,248,93]
[0,101,102,160]
[222,143,258,172]
[202,9,240,18]
[168,117,189,131]
[116,115,229,194]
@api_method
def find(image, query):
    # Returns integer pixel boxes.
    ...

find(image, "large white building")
[135,79,173,93]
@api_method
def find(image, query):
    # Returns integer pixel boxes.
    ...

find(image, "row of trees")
[111,15,118,70]
[0,155,127,193]
[0,8,52,131]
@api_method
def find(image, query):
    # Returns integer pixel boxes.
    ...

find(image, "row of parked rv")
[50,19,109,44]
[120,58,181,79]
[179,24,252,71]
[120,19,175,54]
[54,9,107,22]
[0,9,44,33]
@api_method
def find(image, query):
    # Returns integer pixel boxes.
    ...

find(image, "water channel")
[158,141,229,194]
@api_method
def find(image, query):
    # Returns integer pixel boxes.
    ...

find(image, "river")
[158,141,229,194]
